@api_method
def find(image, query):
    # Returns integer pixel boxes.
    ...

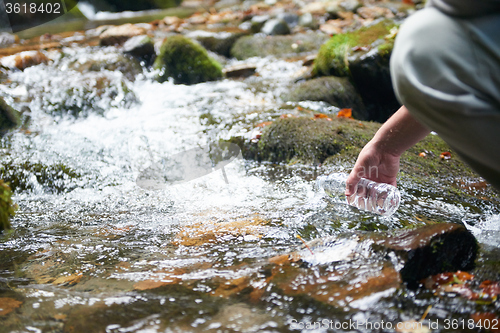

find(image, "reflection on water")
[1,46,499,332]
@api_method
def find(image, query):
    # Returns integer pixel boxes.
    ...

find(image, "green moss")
[154,35,223,85]
[0,180,16,232]
[0,161,80,193]
[314,20,396,77]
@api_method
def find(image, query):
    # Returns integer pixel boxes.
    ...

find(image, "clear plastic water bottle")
[316,172,400,216]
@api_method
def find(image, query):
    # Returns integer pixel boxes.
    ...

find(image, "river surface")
[1,44,500,332]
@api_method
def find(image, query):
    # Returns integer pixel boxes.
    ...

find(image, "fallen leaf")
[313,113,332,121]
[0,298,23,316]
[440,152,451,160]
[419,152,426,157]
[337,108,353,119]
[53,314,67,321]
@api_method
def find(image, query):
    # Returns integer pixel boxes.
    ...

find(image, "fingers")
[345,168,361,196]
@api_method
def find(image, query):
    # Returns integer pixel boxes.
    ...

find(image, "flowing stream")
[1,44,500,332]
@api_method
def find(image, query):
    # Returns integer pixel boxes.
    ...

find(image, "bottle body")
[316,173,400,216]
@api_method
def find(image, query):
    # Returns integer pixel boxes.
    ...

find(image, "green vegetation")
[314,20,397,77]
[0,180,16,232]
[154,35,223,85]
[0,161,80,193]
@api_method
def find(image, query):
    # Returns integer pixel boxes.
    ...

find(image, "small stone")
[298,12,316,28]
[122,35,156,65]
[250,15,270,33]
[276,12,300,28]
[0,96,21,135]
[223,64,257,78]
[339,0,362,12]
[0,32,18,48]
[261,19,291,35]
[99,24,147,46]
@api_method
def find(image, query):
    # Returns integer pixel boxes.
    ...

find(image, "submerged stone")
[153,35,223,85]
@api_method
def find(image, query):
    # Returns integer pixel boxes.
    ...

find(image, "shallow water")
[1,46,499,332]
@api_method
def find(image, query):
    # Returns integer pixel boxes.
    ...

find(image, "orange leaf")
[455,271,474,282]
[402,0,414,4]
[337,108,353,119]
[440,152,451,160]
[419,152,426,157]
[313,113,332,121]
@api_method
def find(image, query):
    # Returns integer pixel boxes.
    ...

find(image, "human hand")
[345,140,400,196]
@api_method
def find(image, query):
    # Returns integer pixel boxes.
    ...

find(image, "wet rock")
[67,53,143,82]
[99,23,147,46]
[0,180,16,232]
[153,35,223,85]
[277,12,300,29]
[223,64,257,78]
[250,15,270,33]
[188,30,248,58]
[0,160,80,194]
[261,18,290,35]
[122,35,156,65]
[0,96,21,134]
[298,12,317,29]
[230,32,328,60]
[339,0,362,12]
[233,117,380,164]
[283,76,367,120]
[0,50,49,71]
[376,223,478,288]
[314,20,399,121]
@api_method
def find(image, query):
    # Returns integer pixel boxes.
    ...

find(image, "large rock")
[153,35,223,85]
[0,96,21,135]
[314,20,399,121]
[375,223,478,288]
[283,76,367,120]
[230,32,328,60]
[0,180,16,232]
[234,117,380,164]
[67,53,143,82]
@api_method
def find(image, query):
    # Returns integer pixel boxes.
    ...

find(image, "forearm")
[370,105,431,157]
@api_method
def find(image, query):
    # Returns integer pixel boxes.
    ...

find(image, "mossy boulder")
[0,180,16,232]
[314,20,399,121]
[230,32,329,60]
[236,117,381,164]
[154,35,223,85]
[282,76,368,120]
[0,160,80,194]
[0,96,21,135]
